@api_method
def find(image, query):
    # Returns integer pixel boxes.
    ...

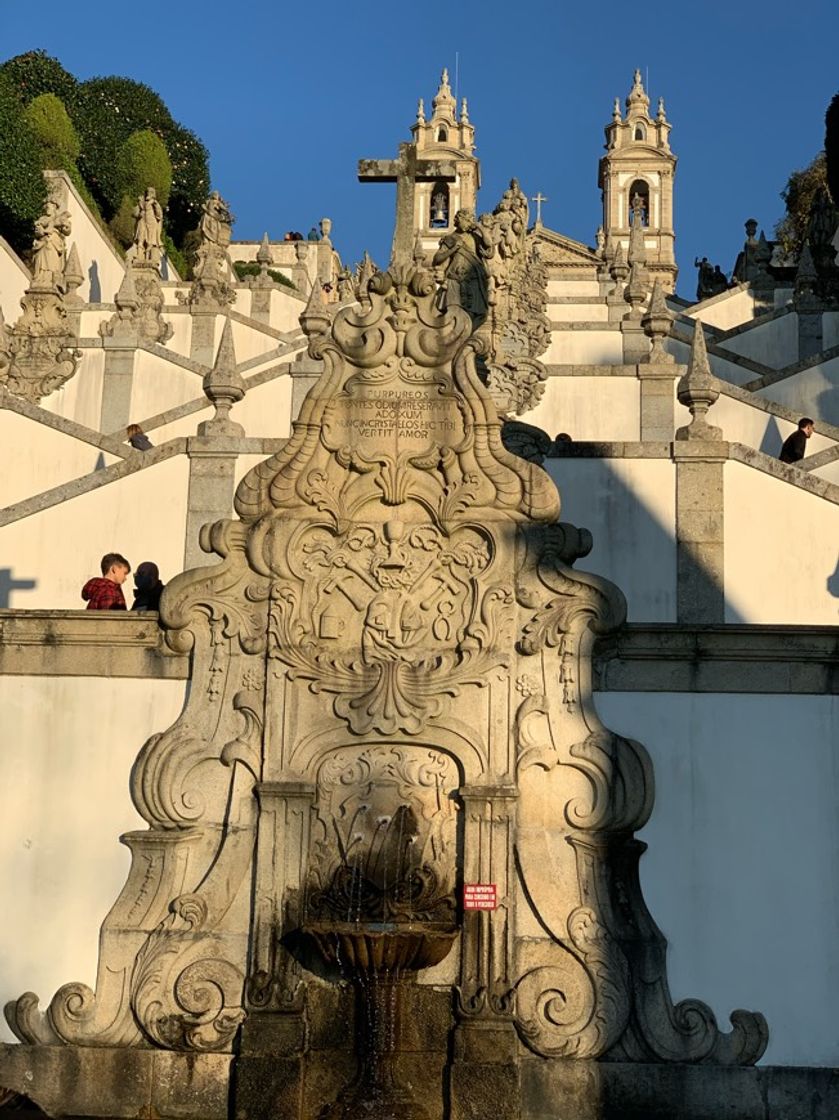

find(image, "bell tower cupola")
[411,68,481,258]
[598,70,678,291]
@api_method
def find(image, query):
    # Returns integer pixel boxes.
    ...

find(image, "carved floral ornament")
[5,259,767,1071]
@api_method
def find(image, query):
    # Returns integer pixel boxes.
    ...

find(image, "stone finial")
[63,243,84,306]
[256,233,273,267]
[610,242,629,283]
[432,68,455,117]
[626,68,650,114]
[794,241,819,307]
[413,231,427,267]
[417,98,425,122]
[460,97,470,124]
[612,97,621,122]
[657,97,667,123]
[200,317,245,435]
[641,280,674,362]
[755,231,771,270]
[319,217,332,244]
[624,261,647,319]
[676,319,721,440]
[299,269,333,344]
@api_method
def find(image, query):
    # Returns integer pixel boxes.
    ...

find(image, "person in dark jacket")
[131,561,165,612]
[81,553,131,610]
[127,424,153,451]
[779,417,814,464]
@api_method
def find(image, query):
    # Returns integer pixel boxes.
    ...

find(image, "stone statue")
[432,208,493,321]
[695,256,729,301]
[182,191,236,309]
[132,187,164,268]
[194,191,233,278]
[31,200,72,289]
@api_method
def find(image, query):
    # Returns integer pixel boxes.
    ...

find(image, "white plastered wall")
[721,312,799,370]
[597,692,839,1066]
[685,287,755,330]
[0,676,188,1043]
[546,330,623,365]
[525,376,640,442]
[724,461,839,624]
[544,457,677,622]
[0,236,30,323]
[0,454,190,609]
[757,357,839,428]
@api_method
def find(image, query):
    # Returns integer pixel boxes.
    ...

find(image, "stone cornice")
[2,612,835,693]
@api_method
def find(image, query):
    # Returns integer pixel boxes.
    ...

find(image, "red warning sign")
[463,883,497,911]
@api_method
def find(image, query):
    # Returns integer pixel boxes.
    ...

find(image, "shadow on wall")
[0,568,37,608]
[816,368,839,429]
[88,261,101,303]
[758,414,783,457]
[545,452,745,624]
[828,555,839,615]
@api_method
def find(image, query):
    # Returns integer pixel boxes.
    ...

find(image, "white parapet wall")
[599,690,839,1067]
[0,674,188,1044]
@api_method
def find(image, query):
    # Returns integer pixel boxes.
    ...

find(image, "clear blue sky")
[2,0,837,298]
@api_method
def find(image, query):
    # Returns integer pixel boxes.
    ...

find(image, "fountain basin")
[305,921,457,974]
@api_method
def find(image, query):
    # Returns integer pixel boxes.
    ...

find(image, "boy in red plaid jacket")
[81,553,131,610]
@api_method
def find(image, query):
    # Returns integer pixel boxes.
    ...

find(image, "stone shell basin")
[305,922,457,973]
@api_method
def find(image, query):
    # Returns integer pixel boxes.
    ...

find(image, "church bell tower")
[411,69,481,258]
[599,70,678,291]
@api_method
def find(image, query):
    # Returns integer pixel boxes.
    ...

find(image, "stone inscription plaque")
[322,387,464,454]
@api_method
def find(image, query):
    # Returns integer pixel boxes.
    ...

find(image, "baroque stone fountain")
[1,186,767,1120]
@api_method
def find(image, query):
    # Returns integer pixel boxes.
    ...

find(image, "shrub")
[0,74,48,255]
[71,76,210,250]
[774,152,829,256]
[116,130,173,207]
[233,260,297,290]
[23,92,81,169]
[0,50,77,107]
[72,76,174,215]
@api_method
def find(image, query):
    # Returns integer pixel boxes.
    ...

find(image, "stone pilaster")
[674,441,727,623]
[673,319,726,623]
[621,318,648,363]
[637,365,677,440]
[183,440,241,569]
[99,336,138,434]
[189,311,218,367]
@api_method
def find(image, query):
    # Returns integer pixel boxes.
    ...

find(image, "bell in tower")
[598,70,678,292]
[411,69,481,258]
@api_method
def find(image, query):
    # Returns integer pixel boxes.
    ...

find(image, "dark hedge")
[0,74,48,255]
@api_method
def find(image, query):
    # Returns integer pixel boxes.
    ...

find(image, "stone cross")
[358,141,456,266]
[531,192,548,225]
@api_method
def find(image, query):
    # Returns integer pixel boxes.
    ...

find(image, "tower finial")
[626,68,650,114]
[432,67,456,117]
[417,97,425,123]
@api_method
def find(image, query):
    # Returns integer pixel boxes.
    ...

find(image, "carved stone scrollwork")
[510,519,768,1064]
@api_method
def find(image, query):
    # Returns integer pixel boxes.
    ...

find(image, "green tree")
[774,152,829,257]
[0,50,77,107]
[71,75,209,248]
[23,93,81,169]
[0,74,48,255]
